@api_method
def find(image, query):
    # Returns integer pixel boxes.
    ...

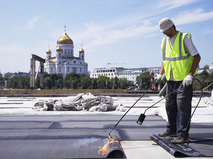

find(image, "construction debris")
[32,92,125,112]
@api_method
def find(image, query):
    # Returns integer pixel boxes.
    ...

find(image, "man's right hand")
[155,74,162,83]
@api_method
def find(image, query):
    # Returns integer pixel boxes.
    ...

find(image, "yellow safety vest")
[161,32,197,81]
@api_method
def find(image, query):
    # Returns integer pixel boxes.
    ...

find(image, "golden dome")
[57,32,73,44]
[56,46,62,51]
[46,49,52,54]
[79,47,84,53]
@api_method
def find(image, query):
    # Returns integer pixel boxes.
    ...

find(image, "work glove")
[155,74,162,83]
[182,75,193,87]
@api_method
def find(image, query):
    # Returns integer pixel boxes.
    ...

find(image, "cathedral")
[44,28,88,78]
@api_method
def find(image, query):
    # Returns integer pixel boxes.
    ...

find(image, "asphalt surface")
[0,114,164,158]
[0,114,213,158]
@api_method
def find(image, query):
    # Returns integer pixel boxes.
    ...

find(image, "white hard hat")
[159,17,174,32]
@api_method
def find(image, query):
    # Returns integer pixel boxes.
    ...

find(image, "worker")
[156,17,201,144]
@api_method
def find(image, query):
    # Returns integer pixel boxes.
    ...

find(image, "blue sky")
[0,0,213,74]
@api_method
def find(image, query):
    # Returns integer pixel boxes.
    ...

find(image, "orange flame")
[97,136,121,156]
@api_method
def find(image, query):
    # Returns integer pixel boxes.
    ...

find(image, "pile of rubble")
[32,92,125,112]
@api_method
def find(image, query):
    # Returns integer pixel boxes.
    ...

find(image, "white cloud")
[71,17,158,49]
[156,0,201,11]
[24,16,41,29]
[173,8,213,25]
[202,27,213,34]
[49,0,213,53]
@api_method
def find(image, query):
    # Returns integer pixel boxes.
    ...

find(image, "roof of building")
[46,49,52,54]
[57,32,73,44]
[56,46,62,51]
[79,47,84,53]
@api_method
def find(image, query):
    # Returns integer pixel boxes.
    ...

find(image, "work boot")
[158,130,176,137]
[171,136,188,144]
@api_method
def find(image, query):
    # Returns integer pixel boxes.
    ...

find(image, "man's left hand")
[183,75,193,87]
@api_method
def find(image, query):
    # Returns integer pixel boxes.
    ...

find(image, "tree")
[44,77,53,89]
[136,71,151,90]
[35,76,40,89]
[9,77,18,88]
[58,79,63,89]
[23,77,30,89]
[63,73,85,89]
[97,76,110,89]
[119,78,128,89]
[113,77,120,89]
[203,65,209,70]
[80,76,92,89]
[3,76,9,80]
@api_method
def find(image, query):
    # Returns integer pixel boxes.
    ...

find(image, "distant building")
[90,67,161,82]
[209,63,213,72]
[44,28,88,78]
[3,72,29,78]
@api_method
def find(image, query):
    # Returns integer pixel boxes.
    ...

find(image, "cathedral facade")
[44,30,88,78]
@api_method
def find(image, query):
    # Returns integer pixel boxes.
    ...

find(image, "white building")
[90,67,161,82]
[209,63,213,72]
[44,30,88,78]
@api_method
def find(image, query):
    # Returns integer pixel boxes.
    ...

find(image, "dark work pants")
[165,81,192,138]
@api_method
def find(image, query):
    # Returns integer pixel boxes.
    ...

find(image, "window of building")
[73,67,77,73]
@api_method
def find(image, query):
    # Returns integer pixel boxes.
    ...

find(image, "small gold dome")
[46,49,52,54]
[56,46,62,51]
[57,32,73,44]
[79,47,84,53]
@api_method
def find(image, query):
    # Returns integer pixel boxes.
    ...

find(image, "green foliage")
[80,76,92,89]
[136,71,151,90]
[3,76,9,80]
[35,76,40,89]
[44,77,53,89]
[97,76,110,89]
[8,76,30,89]
[6,66,213,90]
[203,65,209,70]
[119,78,128,89]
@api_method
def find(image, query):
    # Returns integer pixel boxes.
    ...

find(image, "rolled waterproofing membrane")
[98,130,125,158]
[150,134,204,157]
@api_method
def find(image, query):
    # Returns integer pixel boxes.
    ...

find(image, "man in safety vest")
[156,17,201,144]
